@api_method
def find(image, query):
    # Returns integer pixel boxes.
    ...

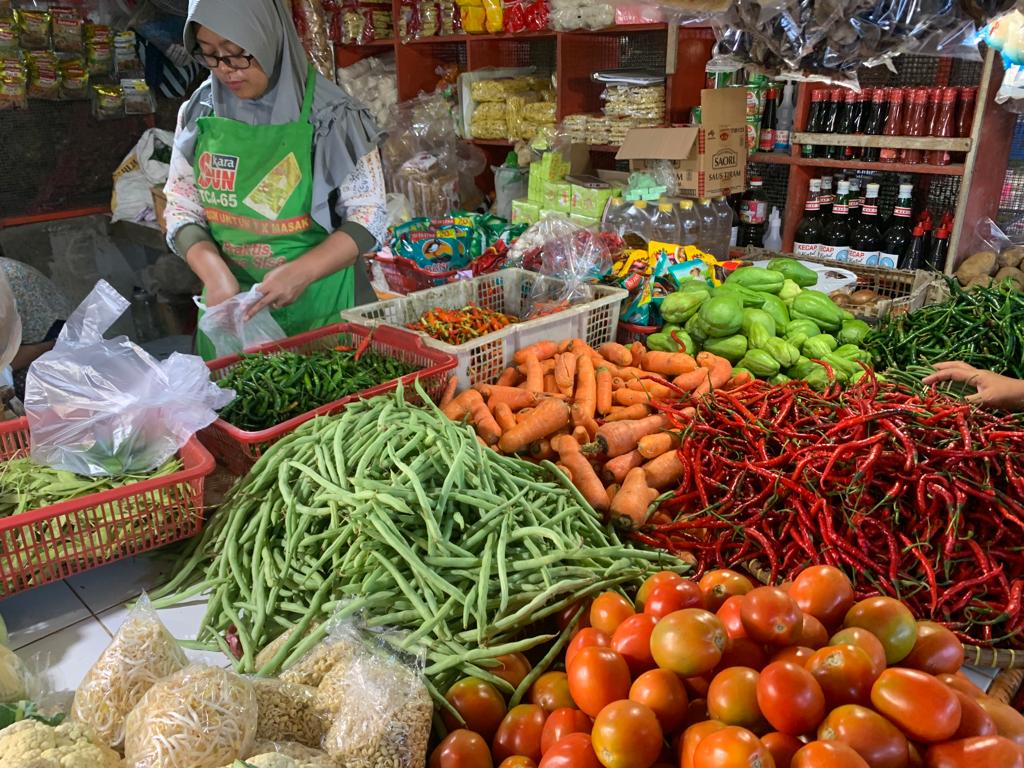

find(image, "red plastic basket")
[617,321,659,346]
[0,418,214,597]
[199,323,457,475]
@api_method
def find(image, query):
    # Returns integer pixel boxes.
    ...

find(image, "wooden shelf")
[470,138,514,147]
[748,152,964,176]
[748,152,797,165]
[793,132,972,152]
[340,38,395,47]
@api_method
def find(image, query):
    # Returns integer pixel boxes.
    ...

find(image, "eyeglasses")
[192,50,256,70]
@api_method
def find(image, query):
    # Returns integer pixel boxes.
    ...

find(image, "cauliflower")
[0,718,122,767]
[0,646,29,703]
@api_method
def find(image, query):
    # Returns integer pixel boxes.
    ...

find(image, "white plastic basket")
[342,269,627,386]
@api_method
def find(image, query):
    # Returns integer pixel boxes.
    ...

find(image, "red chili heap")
[643,370,1024,647]
[407,305,519,346]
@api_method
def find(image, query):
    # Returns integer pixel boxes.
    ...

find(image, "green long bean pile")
[150,385,683,705]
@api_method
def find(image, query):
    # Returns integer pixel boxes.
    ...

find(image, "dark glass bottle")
[928,226,950,272]
[738,178,768,247]
[862,88,888,162]
[826,88,847,159]
[879,183,914,268]
[759,87,778,152]
[848,177,862,227]
[849,182,882,265]
[879,89,907,164]
[817,90,840,158]
[819,180,852,261]
[900,223,926,270]
[803,89,827,158]
[793,178,824,259]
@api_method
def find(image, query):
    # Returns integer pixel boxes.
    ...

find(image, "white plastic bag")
[110,128,175,225]
[24,280,234,477]
[195,286,287,359]
[0,268,21,372]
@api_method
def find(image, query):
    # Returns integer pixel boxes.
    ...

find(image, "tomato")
[762,732,803,768]
[611,614,658,677]
[567,646,632,718]
[558,601,591,632]
[530,672,576,713]
[644,580,703,620]
[432,730,495,768]
[567,629,612,669]
[924,735,1024,768]
[444,678,509,740]
[771,646,816,666]
[494,654,534,689]
[741,587,803,646]
[707,667,764,731]
[829,628,887,680]
[591,592,635,636]
[592,701,664,768]
[899,621,964,676]
[692,726,773,768]
[538,733,602,768]
[716,638,769,673]
[699,569,755,612]
[906,742,924,768]
[684,676,711,700]
[717,596,749,641]
[798,614,830,649]
[805,644,877,708]
[541,709,593,755]
[976,696,1024,747]
[938,673,986,699]
[843,598,917,664]
[756,661,826,736]
[870,667,962,743]
[493,705,548,763]
[650,608,729,677]
[637,571,685,609]
[629,668,689,735]
[499,758,536,768]
[789,566,855,631]
[791,741,869,768]
[680,721,727,768]
[818,704,910,768]
[951,690,997,740]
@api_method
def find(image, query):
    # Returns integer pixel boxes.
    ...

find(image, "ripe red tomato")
[939,672,985,699]
[590,592,635,636]
[494,654,534,689]
[492,705,548,763]
[629,668,689,735]
[762,731,803,768]
[843,597,917,664]
[818,704,910,768]
[682,698,711,731]
[899,621,964,676]
[924,735,1024,768]
[805,644,877,708]
[644,580,703,619]
[649,609,729,677]
[498,758,536,768]
[611,614,658,677]
[530,672,576,713]
[432,730,495,768]
[566,628,611,669]
[870,667,962,743]
[974,696,1024,747]
[792,740,869,768]
[951,689,997,740]
[567,646,632,718]
[716,637,769,673]
[557,601,591,632]
[716,596,749,641]
[444,678,509,740]
[789,566,855,631]
[692,726,773,768]
[741,587,804,646]
[707,667,764,731]
[680,721,727,768]
[798,614,830,649]
[699,569,754,612]
[592,701,664,768]
[637,571,685,609]
[541,708,593,755]
[756,661,826,736]
[829,628,887,680]
[538,733,602,768]
[684,676,711,700]
[771,646,816,666]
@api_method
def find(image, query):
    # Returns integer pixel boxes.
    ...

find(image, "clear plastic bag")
[526,216,614,317]
[0,644,34,703]
[24,280,234,477]
[71,593,188,751]
[0,267,21,373]
[124,664,258,768]
[250,678,329,748]
[238,743,336,768]
[195,285,288,359]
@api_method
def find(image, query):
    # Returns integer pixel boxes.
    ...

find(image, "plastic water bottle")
[764,207,783,252]
[677,199,701,248]
[695,199,720,258]
[601,196,628,235]
[650,202,682,245]
[620,200,654,249]
[712,196,735,258]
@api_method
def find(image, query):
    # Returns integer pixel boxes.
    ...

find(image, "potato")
[998,246,1024,269]
[994,266,1024,289]
[956,251,996,285]
[966,276,994,290]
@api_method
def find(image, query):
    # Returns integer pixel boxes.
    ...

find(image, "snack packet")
[51,5,83,53]
[15,8,50,50]
[26,50,59,100]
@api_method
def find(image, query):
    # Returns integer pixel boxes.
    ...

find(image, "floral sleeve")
[335,149,387,250]
[163,100,211,256]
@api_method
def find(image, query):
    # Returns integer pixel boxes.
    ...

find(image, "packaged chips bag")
[15,8,50,50]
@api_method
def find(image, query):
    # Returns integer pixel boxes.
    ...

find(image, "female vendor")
[164,0,386,359]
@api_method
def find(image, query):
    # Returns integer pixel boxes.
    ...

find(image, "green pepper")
[701,334,748,363]
[767,258,819,287]
[738,349,781,378]
[786,318,821,338]
[698,294,744,338]
[676,279,713,296]
[759,294,791,332]
[768,373,792,385]
[787,360,831,390]
[791,290,845,332]
[834,344,873,364]
[762,337,802,368]
[661,290,707,324]
[822,353,857,382]
[838,318,871,346]
[646,332,676,352]
[726,266,785,294]
[785,331,810,352]
[685,312,710,344]
[714,283,768,308]
[802,333,839,359]
[741,308,777,349]
[779,279,802,305]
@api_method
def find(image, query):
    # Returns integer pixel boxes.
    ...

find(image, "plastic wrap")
[235,744,336,767]
[251,678,329,748]
[292,0,335,81]
[124,665,258,768]
[24,280,234,477]
[524,216,614,316]
[0,644,32,703]
[71,594,188,751]
[336,53,397,127]
[195,286,288,359]
[275,629,359,688]
[549,0,614,29]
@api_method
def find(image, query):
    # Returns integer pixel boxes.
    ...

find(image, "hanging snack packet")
[51,5,84,53]
[122,78,155,114]
[86,24,112,76]
[15,8,50,49]
[26,50,59,100]
[91,82,124,119]
[0,16,17,53]
[59,57,88,100]
[0,56,26,110]
[483,0,502,32]
[114,30,142,76]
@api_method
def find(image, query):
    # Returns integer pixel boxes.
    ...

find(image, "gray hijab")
[174,0,383,231]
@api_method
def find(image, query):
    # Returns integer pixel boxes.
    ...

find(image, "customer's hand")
[246,261,312,320]
[923,361,1024,411]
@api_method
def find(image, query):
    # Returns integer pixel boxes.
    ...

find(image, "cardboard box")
[511,198,541,226]
[544,180,572,213]
[570,212,600,229]
[569,176,613,219]
[616,89,747,199]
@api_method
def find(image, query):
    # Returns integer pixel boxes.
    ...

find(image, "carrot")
[498,398,571,454]
[544,373,559,394]
[626,377,676,401]
[554,353,577,396]
[602,449,645,484]
[571,403,599,440]
[610,467,659,528]
[630,342,645,367]
[496,367,520,387]
[513,340,559,365]
[606,484,620,505]
[530,439,554,461]
[515,407,533,423]
[599,342,633,367]
[726,370,754,389]
[673,366,711,393]
[638,431,681,460]
[439,375,459,408]
[523,353,544,394]
[574,355,597,422]
[641,351,698,377]
[553,435,610,513]
[605,404,653,422]
[572,425,590,445]
[612,366,646,382]
[643,449,685,490]
[591,414,668,458]
[492,402,517,433]
[614,388,654,407]
[555,462,572,482]
[459,389,502,445]
[691,353,733,398]
[563,338,603,362]
[595,366,614,415]
[477,385,538,411]
[612,376,626,391]
[441,390,476,421]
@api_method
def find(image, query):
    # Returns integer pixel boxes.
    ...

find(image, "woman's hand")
[923,361,1024,411]
[246,260,313,319]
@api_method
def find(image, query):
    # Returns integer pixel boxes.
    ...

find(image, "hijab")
[174,0,383,231]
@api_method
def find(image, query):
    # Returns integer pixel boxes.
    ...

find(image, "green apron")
[194,64,353,360]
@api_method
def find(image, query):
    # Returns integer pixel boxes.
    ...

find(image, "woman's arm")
[334,149,388,251]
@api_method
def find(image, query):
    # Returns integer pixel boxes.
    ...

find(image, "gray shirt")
[0,258,72,345]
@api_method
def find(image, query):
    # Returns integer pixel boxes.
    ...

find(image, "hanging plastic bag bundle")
[525,215,614,318]
[24,280,234,477]
[194,285,288,359]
